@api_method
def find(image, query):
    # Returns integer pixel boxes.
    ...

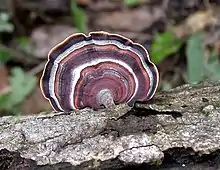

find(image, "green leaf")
[71,1,87,33]
[17,36,29,47]
[0,93,11,109]
[0,12,14,32]
[205,56,220,81]
[150,31,182,64]
[16,36,31,53]
[186,32,205,83]
[0,47,10,64]
[124,0,139,7]
[0,67,37,114]
[9,67,36,105]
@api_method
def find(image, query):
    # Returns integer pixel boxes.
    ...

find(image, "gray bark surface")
[1,81,220,170]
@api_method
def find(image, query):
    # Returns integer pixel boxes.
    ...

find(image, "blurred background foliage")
[0,0,220,115]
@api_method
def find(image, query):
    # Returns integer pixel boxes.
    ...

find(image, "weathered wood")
[1,80,220,170]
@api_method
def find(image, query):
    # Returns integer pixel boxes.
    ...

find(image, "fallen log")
[1,80,220,170]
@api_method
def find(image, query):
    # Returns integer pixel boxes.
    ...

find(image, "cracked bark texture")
[1,80,220,170]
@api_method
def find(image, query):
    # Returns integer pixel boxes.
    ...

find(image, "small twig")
[28,61,46,75]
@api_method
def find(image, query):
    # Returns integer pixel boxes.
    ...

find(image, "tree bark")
[1,80,220,170]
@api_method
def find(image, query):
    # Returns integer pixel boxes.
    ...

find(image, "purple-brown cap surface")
[40,31,159,112]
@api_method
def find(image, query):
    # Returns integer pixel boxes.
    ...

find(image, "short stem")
[96,89,115,108]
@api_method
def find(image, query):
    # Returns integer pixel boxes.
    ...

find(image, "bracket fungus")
[40,31,159,112]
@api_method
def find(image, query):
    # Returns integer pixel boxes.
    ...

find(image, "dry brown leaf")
[94,7,164,32]
[29,25,78,59]
[173,10,217,38]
